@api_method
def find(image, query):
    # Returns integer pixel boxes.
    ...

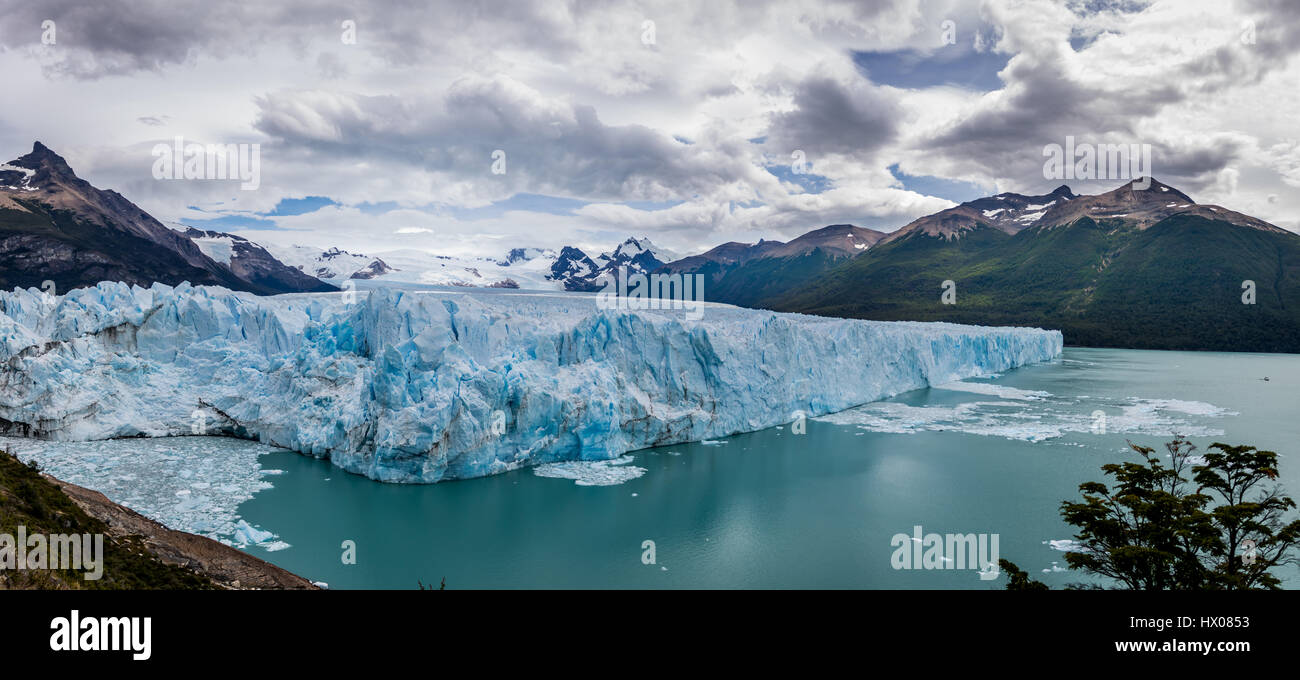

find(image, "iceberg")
[532,455,648,486]
[0,281,1062,483]
[233,519,276,546]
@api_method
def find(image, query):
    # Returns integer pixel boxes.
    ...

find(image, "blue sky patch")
[262,195,338,216]
[448,193,590,220]
[183,213,280,231]
[766,164,832,194]
[852,45,1009,92]
[890,164,988,204]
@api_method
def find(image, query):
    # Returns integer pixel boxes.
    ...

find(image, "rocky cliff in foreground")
[0,450,316,590]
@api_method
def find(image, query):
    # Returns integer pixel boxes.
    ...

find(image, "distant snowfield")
[0,282,1062,483]
[267,243,567,290]
[371,248,562,290]
[257,237,675,292]
[190,234,236,265]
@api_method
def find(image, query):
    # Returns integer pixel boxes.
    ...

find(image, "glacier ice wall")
[0,282,1062,482]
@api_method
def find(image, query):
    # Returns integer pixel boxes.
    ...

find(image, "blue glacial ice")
[0,282,1062,483]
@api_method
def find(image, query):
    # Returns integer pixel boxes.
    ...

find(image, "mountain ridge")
[659,178,1299,352]
[6,140,1295,352]
[0,142,331,295]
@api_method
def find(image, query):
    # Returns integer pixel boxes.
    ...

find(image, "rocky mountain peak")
[8,141,78,185]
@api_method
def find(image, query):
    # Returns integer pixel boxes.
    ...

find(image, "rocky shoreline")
[0,448,318,590]
[52,474,318,590]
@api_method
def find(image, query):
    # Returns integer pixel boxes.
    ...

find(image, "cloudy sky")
[1,0,1296,258]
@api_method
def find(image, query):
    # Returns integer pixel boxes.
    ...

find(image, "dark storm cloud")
[252,79,757,203]
[763,75,901,160]
[0,0,584,79]
[919,0,1300,193]
[1148,136,1252,183]
[0,0,245,77]
[923,49,1165,183]
[1241,0,1300,49]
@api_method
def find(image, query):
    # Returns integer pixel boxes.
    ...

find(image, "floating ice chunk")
[933,380,1051,400]
[532,456,647,486]
[233,520,275,546]
[817,392,1232,442]
[1110,398,1235,435]
[1133,398,1231,417]
[3,435,278,545]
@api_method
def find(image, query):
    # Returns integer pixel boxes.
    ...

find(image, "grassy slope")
[0,450,215,590]
[708,248,853,308]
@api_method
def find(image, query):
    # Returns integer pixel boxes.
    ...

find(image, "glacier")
[0,281,1062,483]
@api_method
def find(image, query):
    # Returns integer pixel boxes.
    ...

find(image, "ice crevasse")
[0,282,1062,483]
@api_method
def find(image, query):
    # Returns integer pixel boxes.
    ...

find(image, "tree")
[1193,443,1300,589]
[999,559,1048,591]
[1058,437,1219,589]
[1003,437,1300,590]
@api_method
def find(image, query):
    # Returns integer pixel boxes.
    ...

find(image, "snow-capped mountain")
[955,185,1079,235]
[499,247,554,266]
[319,247,394,279]
[549,237,676,291]
[548,246,602,290]
[878,185,1079,244]
[877,178,1285,246]
[178,227,337,293]
[261,244,394,281]
[350,258,395,280]
[595,237,677,270]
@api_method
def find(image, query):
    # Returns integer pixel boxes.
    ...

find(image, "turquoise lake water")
[226,347,1300,589]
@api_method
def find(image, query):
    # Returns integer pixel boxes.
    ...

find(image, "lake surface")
[10,347,1299,589]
